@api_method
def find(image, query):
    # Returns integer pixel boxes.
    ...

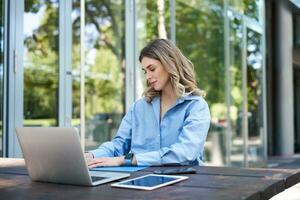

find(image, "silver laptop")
[16,127,130,186]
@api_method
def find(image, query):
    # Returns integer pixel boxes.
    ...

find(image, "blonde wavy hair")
[139,39,205,102]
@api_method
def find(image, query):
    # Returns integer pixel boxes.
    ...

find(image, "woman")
[85,39,210,167]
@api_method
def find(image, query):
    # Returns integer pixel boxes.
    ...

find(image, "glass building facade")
[2,0,300,168]
[71,0,125,151]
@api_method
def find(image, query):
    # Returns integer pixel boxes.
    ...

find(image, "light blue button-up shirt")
[90,94,211,166]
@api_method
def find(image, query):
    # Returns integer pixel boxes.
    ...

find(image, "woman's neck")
[160,84,177,119]
[161,83,177,104]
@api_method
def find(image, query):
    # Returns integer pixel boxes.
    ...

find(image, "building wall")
[266,0,300,156]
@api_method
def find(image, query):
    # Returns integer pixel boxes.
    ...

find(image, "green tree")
[175,0,225,106]
[24,0,125,122]
[24,1,59,121]
[72,0,125,119]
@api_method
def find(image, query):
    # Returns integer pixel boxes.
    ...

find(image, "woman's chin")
[152,87,161,91]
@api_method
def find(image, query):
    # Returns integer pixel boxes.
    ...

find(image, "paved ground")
[270,182,300,200]
[268,155,300,200]
[267,154,300,169]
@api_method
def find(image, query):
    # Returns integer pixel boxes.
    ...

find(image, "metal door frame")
[225,7,267,167]
[7,0,72,157]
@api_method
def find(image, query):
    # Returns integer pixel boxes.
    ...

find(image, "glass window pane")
[136,0,170,98]
[23,0,59,127]
[176,0,226,166]
[246,28,264,167]
[228,13,244,167]
[229,0,263,22]
[0,0,4,156]
[72,0,125,151]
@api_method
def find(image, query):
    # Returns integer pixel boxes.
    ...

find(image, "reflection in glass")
[72,0,125,150]
[23,1,59,126]
[228,0,263,22]
[228,13,244,167]
[176,0,226,165]
[136,0,170,98]
[0,0,4,156]
[246,28,264,167]
[228,11,265,167]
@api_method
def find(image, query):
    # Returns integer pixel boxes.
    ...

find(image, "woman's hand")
[84,152,94,165]
[87,156,125,168]
[84,152,94,159]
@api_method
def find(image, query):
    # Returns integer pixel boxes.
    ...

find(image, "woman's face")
[141,57,171,91]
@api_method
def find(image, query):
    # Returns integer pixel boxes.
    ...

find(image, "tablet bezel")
[111,174,188,190]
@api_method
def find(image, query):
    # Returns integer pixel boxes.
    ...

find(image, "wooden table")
[0,158,300,200]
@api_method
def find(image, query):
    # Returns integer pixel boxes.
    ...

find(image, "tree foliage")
[175,0,225,106]
[24,1,59,120]
[24,0,125,121]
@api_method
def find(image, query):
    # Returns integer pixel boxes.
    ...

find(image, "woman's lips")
[150,80,157,87]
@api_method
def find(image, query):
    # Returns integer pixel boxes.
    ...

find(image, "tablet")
[111,174,188,190]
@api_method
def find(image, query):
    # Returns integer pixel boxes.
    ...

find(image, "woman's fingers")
[88,163,102,168]
[88,158,103,165]
[87,159,105,168]
[87,158,114,167]
[84,152,93,159]
[87,157,122,168]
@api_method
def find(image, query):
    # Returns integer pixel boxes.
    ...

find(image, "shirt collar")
[177,92,201,103]
[149,93,201,124]
[150,92,200,109]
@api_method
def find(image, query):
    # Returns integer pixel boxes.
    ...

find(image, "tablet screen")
[119,175,178,187]
[111,174,188,190]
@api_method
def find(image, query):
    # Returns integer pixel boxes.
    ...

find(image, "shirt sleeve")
[89,105,133,158]
[135,100,210,166]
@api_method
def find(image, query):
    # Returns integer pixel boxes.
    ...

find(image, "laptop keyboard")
[91,176,107,182]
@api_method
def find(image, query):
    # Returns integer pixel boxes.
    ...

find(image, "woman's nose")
[146,73,152,80]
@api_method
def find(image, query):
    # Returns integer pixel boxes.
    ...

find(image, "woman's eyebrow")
[142,64,153,71]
